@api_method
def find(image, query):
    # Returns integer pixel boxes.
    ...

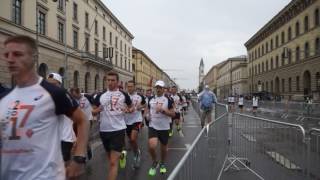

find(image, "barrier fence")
[168,101,320,180]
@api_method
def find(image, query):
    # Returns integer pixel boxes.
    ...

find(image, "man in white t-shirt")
[92,71,132,180]
[170,86,182,135]
[147,80,175,176]
[47,73,77,166]
[252,96,259,115]
[238,95,244,113]
[0,35,89,180]
[124,80,146,168]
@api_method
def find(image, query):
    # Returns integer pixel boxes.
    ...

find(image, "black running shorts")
[100,130,125,153]
[148,127,169,145]
[126,122,142,137]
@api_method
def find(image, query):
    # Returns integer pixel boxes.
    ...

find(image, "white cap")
[205,85,209,89]
[48,73,62,84]
[155,80,165,87]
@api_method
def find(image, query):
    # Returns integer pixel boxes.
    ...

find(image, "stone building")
[245,0,320,100]
[0,0,134,92]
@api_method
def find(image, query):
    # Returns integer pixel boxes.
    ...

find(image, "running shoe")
[133,149,141,168]
[148,161,159,176]
[159,163,167,174]
[119,150,127,169]
[169,129,173,137]
[176,124,181,131]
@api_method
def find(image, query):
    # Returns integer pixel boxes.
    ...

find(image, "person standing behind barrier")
[252,96,258,115]
[198,85,217,128]
[0,35,89,179]
[238,95,244,113]
[147,80,175,176]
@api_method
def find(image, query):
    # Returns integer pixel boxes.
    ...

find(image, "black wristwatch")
[72,156,86,164]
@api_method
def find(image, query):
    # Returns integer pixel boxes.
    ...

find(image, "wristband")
[72,156,86,164]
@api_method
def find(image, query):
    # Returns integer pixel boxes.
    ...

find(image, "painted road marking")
[241,133,256,142]
[266,151,301,170]
[168,144,190,151]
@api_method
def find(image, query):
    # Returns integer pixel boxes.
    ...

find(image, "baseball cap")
[155,80,165,87]
[48,73,62,84]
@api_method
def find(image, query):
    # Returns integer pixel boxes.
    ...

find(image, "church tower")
[199,58,205,86]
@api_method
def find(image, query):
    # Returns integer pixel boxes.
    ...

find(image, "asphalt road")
[80,107,202,180]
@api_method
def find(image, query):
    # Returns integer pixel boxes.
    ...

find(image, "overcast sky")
[102,0,291,89]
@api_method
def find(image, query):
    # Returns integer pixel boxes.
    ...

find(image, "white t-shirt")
[182,96,187,107]
[60,115,76,142]
[238,97,244,105]
[0,78,78,180]
[124,93,145,125]
[228,97,232,103]
[253,98,258,107]
[171,94,182,113]
[77,94,93,121]
[94,90,132,132]
[148,95,174,130]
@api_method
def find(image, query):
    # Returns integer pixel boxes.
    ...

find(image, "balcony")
[81,51,113,70]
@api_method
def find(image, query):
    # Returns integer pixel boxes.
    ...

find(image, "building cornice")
[95,0,134,39]
[245,0,317,50]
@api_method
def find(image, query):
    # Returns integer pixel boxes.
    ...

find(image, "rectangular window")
[38,11,46,35]
[85,12,89,28]
[289,78,292,92]
[125,44,127,55]
[94,20,98,35]
[58,0,64,11]
[95,41,98,57]
[282,79,285,92]
[58,22,64,43]
[125,58,127,70]
[73,30,78,49]
[103,26,106,40]
[120,40,123,52]
[115,36,118,48]
[12,0,22,25]
[73,3,78,20]
[103,45,107,59]
[109,32,112,45]
[85,34,90,52]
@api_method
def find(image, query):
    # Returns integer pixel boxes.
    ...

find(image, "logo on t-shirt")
[34,94,44,101]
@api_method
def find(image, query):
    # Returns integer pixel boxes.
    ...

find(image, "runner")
[252,96,258,115]
[92,71,132,180]
[70,87,94,160]
[47,73,77,166]
[147,80,175,176]
[0,35,88,179]
[230,95,235,112]
[124,80,146,169]
[144,89,153,127]
[238,95,244,113]
[170,86,182,136]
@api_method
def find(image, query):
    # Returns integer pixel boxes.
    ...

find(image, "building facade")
[132,47,175,93]
[231,60,248,96]
[0,0,134,92]
[203,65,218,93]
[245,0,320,100]
[216,56,246,98]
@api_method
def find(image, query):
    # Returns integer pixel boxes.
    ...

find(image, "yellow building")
[132,47,176,93]
[245,0,320,100]
[203,65,219,93]
[0,0,134,92]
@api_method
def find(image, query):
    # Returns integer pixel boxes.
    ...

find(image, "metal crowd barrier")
[167,103,228,180]
[168,102,320,180]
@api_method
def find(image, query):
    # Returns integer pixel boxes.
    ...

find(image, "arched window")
[316,72,320,90]
[73,71,79,88]
[266,42,269,53]
[304,42,310,58]
[288,27,292,41]
[38,63,48,79]
[281,31,285,44]
[270,39,274,50]
[262,62,265,72]
[288,77,292,92]
[94,74,99,91]
[304,15,309,32]
[276,35,279,47]
[314,8,319,26]
[276,55,279,68]
[288,49,292,64]
[315,38,320,55]
[295,21,300,37]
[271,57,274,70]
[296,46,300,62]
